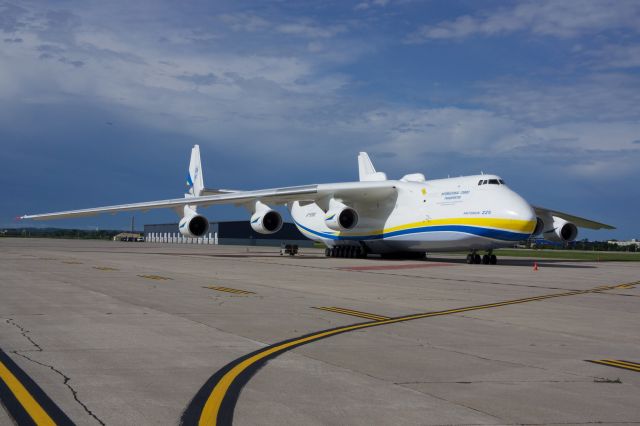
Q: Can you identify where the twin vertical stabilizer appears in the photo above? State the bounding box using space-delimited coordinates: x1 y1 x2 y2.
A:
187 145 205 197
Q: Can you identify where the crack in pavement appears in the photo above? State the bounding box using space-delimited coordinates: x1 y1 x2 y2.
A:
5 317 106 426
6 318 43 351
282 349 506 423
397 381 506 422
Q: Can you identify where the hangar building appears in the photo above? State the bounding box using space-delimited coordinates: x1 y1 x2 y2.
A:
144 221 313 247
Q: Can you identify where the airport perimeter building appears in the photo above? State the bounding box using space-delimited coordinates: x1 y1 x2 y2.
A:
144 221 313 247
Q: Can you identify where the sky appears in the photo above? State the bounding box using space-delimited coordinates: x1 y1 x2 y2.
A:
1 0 639 240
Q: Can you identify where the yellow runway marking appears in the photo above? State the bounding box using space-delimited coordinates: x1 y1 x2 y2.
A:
61 261 82 265
188 280 638 426
138 274 172 280
93 266 119 271
204 286 254 295
0 349 73 425
0 360 56 425
588 359 640 372
314 306 390 321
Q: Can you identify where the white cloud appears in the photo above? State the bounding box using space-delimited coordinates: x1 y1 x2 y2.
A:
334 106 640 179
219 13 270 32
1 1 638 183
276 22 346 39
407 0 640 42
219 13 346 39
584 43 640 70
475 73 640 124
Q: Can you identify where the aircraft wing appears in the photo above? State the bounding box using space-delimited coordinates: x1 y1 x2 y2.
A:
533 206 615 230
20 181 397 221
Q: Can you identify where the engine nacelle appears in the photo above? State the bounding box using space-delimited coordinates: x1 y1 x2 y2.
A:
250 204 283 234
325 201 358 231
179 214 209 238
543 216 578 242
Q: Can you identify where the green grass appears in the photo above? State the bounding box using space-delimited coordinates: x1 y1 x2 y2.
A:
495 249 640 262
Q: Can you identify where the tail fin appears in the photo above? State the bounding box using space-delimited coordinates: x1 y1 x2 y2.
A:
186 145 205 197
358 152 387 181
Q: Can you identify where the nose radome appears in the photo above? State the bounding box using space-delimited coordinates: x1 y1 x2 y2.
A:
502 192 536 233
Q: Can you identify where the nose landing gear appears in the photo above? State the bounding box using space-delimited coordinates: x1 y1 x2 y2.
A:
467 250 497 265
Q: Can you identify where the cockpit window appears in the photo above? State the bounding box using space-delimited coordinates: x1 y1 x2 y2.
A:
479 179 504 185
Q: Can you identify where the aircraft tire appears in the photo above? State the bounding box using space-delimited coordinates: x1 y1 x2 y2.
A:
466 254 473 264
482 254 490 264
325 248 330 257
474 254 481 264
490 254 497 265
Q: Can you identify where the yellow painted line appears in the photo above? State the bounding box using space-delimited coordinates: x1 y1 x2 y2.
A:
0 360 56 426
315 307 390 321
321 307 390 321
93 266 119 271
588 359 640 372
138 274 172 280
204 286 254 295
613 360 640 368
316 307 387 321
61 261 82 265
602 360 640 371
197 281 638 425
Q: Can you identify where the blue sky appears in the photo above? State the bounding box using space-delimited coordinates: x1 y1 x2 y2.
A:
1 0 639 239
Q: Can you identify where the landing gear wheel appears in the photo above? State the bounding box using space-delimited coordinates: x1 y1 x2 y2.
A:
474 254 481 264
490 254 497 265
325 248 330 257
466 254 473 264
482 254 490 265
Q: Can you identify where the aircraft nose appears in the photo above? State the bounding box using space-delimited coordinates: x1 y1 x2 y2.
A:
502 192 536 234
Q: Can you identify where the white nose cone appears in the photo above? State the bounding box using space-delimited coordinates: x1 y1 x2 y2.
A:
501 190 537 235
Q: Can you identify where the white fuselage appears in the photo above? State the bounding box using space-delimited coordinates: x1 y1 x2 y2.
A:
290 174 536 253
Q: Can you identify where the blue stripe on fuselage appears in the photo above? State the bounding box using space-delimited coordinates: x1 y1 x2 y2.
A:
293 220 529 242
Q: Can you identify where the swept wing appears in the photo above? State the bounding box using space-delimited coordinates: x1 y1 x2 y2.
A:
20 182 397 221
533 206 615 230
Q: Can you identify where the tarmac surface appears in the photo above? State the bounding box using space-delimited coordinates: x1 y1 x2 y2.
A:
1 238 639 426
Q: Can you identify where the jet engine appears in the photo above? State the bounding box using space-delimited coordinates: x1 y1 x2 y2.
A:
542 216 578 242
325 200 358 231
179 213 209 238
250 203 283 234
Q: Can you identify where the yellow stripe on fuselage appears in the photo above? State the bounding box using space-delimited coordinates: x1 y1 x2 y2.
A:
337 217 536 237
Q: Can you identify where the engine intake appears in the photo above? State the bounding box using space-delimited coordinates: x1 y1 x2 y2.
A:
325 201 358 231
543 217 578 242
250 205 283 234
179 214 209 238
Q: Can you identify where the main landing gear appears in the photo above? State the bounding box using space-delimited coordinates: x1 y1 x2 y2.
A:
466 250 497 265
325 245 367 258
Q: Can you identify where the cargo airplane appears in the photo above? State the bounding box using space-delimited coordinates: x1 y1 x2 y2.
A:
21 145 614 264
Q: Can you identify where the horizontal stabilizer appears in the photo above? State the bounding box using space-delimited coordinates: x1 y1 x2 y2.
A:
358 152 387 182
